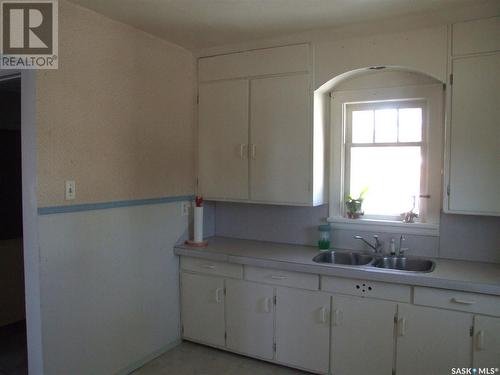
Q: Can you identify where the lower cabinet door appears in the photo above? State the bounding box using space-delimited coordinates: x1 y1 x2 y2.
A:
225 279 275 359
180 272 225 347
331 295 396 375
396 304 472 375
275 287 330 373
473 315 500 368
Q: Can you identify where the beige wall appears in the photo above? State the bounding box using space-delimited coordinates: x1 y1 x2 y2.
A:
314 25 448 88
37 0 195 207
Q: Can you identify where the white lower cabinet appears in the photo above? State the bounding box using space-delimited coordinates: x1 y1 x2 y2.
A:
180 272 225 347
225 279 275 359
180 258 500 375
473 315 500 368
396 304 473 375
331 295 396 375
275 287 330 373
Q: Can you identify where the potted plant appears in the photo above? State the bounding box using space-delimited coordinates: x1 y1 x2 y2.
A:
345 188 368 219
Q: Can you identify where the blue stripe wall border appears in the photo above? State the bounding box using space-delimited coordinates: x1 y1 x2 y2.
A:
37 195 195 215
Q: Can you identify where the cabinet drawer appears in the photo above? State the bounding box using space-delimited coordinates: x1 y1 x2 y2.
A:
321 276 411 303
414 287 500 316
245 266 319 291
181 257 243 279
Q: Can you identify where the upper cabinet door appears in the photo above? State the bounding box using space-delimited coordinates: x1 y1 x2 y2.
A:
447 53 500 215
198 80 249 200
250 74 311 204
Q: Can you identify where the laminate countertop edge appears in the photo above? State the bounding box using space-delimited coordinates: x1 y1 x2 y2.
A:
174 237 500 296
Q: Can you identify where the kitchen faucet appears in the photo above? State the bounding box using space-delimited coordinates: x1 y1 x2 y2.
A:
398 235 406 257
354 235 382 254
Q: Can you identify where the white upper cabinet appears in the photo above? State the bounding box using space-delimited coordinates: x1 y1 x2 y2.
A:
198 80 249 200
197 44 326 206
445 17 500 215
198 44 310 82
250 74 311 204
452 17 500 56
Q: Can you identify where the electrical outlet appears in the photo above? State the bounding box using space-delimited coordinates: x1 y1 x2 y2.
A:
65 180 76 200
181 201 190 216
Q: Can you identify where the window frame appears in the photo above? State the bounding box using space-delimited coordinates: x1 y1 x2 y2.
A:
328 84 444 236
345 100 427 221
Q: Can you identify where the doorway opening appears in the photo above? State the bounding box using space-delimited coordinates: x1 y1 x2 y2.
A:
0 74 28 375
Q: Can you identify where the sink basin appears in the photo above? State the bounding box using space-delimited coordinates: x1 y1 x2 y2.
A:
313 251 374 266
372 257 435 272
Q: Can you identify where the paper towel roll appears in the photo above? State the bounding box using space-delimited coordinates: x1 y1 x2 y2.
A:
194 206 203 243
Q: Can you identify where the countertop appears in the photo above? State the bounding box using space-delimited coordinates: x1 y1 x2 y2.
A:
174 236 500 296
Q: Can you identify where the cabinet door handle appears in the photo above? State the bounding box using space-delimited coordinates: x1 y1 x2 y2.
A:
200 264 216 270
263 297 272 313
397 318 406 336
476 330 485 351
332 309 342 326
451 298 476 305
270 275 288 280
318 306 327 323
251 144 256 160
239 144 246 159
214 288 223 303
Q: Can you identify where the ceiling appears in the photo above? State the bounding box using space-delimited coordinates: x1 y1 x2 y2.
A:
68 0 485 50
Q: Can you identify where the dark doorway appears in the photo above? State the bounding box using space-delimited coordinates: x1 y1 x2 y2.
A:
0 75 28 375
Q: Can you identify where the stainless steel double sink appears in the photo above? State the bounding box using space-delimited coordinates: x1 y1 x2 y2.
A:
313 250 435 273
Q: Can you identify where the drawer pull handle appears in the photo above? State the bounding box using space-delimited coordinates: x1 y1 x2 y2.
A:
200 264 216 270
332 309 342 326
476 330 485 351
397 318 406 337
451 298 476 305
214 288 223 303
270 275 288 280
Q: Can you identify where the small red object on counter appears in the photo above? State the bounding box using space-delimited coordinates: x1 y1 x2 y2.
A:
195 196 203 207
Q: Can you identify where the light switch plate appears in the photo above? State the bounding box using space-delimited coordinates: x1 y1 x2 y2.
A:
65 180 76 200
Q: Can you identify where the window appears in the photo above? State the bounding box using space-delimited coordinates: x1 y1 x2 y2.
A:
346 101 425 219
329 84 444 236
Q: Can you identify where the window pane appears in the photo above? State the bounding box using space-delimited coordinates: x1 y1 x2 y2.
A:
352 110 374 143
374 109 397 143
350 146 421 216
399 108 422 142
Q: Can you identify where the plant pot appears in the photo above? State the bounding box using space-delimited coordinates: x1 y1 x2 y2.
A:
346 211 364 219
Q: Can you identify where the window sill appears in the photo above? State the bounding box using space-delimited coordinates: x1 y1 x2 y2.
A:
326 217 439 237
